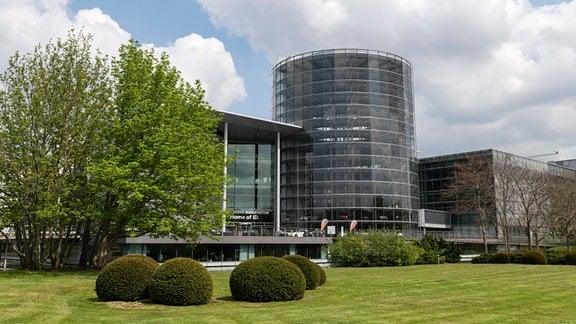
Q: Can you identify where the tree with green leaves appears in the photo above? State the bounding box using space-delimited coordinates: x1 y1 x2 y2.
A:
83 40 227 268
415 234 461 264
0 30 112 270
1 32 227 269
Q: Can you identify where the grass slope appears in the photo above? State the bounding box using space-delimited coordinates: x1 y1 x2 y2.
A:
1 264 575 323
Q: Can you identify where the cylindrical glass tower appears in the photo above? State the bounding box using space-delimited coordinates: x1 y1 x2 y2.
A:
273 49 418 232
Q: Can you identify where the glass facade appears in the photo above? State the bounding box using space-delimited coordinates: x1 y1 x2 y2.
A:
418 149 576 228
273 49 419 231
226 143 274 225
418 150 494 226
552 159 576 170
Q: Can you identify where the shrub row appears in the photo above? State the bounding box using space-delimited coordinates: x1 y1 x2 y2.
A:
544 247 576 265
96 255 212 306
471 248 576 265
471 251 548 265
96 254 327 305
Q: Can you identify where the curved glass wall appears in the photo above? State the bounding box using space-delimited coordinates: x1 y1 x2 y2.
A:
273 49 419 232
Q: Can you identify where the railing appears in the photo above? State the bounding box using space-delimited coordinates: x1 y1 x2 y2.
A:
401 229 566 247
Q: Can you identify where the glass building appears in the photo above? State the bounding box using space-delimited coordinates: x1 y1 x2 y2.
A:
217 111 303 235
418 149 576 242
272 49 419 232
552 159 576 170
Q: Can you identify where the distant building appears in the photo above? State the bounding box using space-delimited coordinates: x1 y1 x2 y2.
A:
419 149 576 249
551 159 576 170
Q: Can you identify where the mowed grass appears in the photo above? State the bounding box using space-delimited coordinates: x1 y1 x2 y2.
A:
1 263 576 323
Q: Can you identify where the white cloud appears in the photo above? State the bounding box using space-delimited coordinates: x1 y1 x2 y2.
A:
157 34 247 109
0 0 129 72
0 0 70 68
198 0 576 160
0 0 246 110
73 8 131 56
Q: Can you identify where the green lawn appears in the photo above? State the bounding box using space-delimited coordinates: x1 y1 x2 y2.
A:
1 264 575 323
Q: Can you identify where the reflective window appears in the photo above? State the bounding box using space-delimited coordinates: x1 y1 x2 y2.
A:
226 144 274 223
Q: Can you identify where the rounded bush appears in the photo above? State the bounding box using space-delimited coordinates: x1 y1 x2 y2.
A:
565 251 576 265
315 263 327 286
282 255 320 290
471 254 491 264
521 251 547 265
490 252 510 264
95 254 159 301
229 256 306 302
148 257 213 306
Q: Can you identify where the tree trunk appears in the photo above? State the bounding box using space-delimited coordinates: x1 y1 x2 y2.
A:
502 226 510 254
77 219 93 268
527 228 533 251
481 224 488 253
85 220 122 269
91 231 115 268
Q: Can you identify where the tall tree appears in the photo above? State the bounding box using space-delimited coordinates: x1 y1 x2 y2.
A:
532 172 554 250
510 166 551 251
548 176 576 251
445 155 495 253
0 31 112 270
83 40 227 267
492 153 516 253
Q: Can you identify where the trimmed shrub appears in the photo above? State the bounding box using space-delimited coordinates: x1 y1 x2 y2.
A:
471 254 491 264
509 252 524 264
545 247 567 265
315 263 327 286
491 252 510 264
565 251 576 265
95 254 159 301
229 256 306 302
283 255 320 290
148 257 213 306
521 251 547 265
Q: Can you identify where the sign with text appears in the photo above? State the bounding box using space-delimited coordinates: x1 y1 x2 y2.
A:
229 209 273 223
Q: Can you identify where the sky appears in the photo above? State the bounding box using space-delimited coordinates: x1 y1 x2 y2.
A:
1 0 575 160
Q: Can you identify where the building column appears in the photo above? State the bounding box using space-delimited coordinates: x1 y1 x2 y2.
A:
275 131 281 233
222 122 228 232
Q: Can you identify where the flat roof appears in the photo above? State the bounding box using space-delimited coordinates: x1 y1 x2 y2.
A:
217 110 304 143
